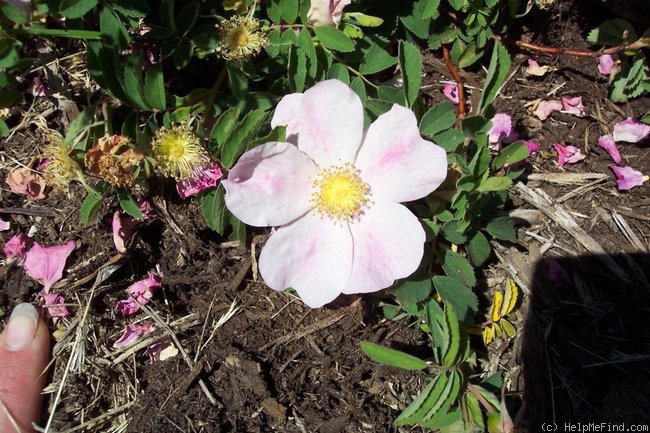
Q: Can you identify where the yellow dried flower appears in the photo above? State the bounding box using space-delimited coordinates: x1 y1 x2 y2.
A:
217 16 267 62
41 131 84 191
151 124 209 179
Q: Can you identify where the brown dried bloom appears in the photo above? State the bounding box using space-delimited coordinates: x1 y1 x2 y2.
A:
217 16 267 62
85 135 144 188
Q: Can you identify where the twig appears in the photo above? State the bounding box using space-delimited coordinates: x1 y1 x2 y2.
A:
442 44 466 119
259 310 347 352
0 207 60 217
495 35 640 58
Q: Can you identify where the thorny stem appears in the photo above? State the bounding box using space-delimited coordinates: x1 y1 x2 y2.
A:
442 44 466 119
494 35 642 58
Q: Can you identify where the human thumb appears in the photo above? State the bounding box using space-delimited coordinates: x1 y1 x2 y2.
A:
0 303 50 433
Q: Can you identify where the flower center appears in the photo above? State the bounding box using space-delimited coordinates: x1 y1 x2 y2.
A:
165 136 186 159
228 25 249 48
311 163 371 222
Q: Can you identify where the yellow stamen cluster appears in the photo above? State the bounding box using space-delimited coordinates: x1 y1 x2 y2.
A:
151 125 209 179
41 131 84 191
217 16 267 62
311 163 371 222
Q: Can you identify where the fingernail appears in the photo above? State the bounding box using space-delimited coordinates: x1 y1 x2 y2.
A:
4 303 39 351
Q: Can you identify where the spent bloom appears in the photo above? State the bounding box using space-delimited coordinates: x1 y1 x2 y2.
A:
612 117 650 143
151 124 209 179
41 130 85 191
597 135 621 164
608 165 648 191
223 79 447 308
23 240 75 293
217 16 267 62
553 143 585 167
85 135 144 188
308 0 351 26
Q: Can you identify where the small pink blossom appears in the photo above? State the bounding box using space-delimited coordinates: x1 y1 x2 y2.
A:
3 233 33 260
442 82 459 104
176 163 223 199
115 270 163 316
113 323 156 348
525 58 552 77
597 135 621 164
0 218 9 231
40 292 69 323
223 79 447 308
23 240 75 292
553 143 585 167
5 167 47 200
524 140 541 156
112 200 156 253
561 96 585 117
307 0 351 26
608 165 647 191
598 55 615 75
533 100 563 120
612 117 650 143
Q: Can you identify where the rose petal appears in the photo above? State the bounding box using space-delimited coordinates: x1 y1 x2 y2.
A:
0 218 9 231
597 135 622 164
488 113 513 144
223 141 317 227
3 233 32 260
355 104 448 203
307 0 351 26
525 58 551 77
608 164 647 191
258 212 353 308
113 323 156 348
442 82 459 104
533 100 563 121
176 163 223 199
613 117 650 143
598 55 615 75
116 270 163 316
553 144 585 167
343 200 425 294
5 167 47 200
524 140 541 156
271 79 364 166
23 240 75 292
41 292 69 323
561 96 585 117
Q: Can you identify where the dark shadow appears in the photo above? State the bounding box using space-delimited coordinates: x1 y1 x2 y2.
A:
522 252 650 431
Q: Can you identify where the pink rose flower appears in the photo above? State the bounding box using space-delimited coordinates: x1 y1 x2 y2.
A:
115 270 163 316
553 143 585 167
223 79 447 308
613 117 650 143
608 165 647 191
307 0 351 26
597 135 621 165
23 240 75 292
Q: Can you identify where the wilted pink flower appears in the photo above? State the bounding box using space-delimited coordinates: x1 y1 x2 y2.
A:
223 79 447 308
23 240 75 292
533 100 563 120
113 323 156 348
524 140 541 156
112 200 156 253
597 135 621 164
525 58 552 77
561 96 585 117
598 55 615 75
442 82 459 104
40 292 69 323
608 164 647 191
3 233 33 260
553 143 585 167
176 163 223 199
612 117 650 143
5 167 47 200
115 270 163 315
0 218 9 231
307 0 351 26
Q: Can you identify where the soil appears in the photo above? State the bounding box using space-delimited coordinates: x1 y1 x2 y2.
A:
1 0 649 432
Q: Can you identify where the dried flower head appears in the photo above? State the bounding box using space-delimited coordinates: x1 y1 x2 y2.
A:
41 131 84 191
85 135 143 188
151 125 209 179
217 16 267 62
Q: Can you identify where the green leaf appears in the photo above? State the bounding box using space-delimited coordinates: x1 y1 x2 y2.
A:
440 249 476 288
441 304 461 367
122 54 150 110
60 0 98 18
64 105 96 146
280 0 299 23
478 41 510 113
86 44 130 102
349 77 367 101
416 0 441 19
377 85 405 105
420 100 456 136
360 341 428 371
359 43 397 75
586 19 637 46
426 300 446 363
298 28 318 78
80 183 109 225
220 110 268 168
421 370 463 427
400 15 430 40
117 189 143 220
144 64 166 110
396 370 453 426
176 2 199 36
399 41 422 108
491 141 529 169
345 12 384 27
466 231 491 267
100 6 130 48
431 128 465 152
173 40 193 69
485 217 516 242
288 45 307 92
477 176 512 192
389 278 432 307
210 107 240 149
266 0 282 24
0 2 28 24
201 185 227 234
110 0 149 18
313 26 355 53
0 118 8 137
432 276 478 324
327 63 350 83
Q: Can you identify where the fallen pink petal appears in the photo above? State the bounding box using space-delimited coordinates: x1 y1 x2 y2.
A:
612 117 650 143
223 79 447 308
3 233 33 260
608 164 648 191
113 323 156 348
5 167 47 200
115 270 163 316
525 58 552 77
147 339 178 363
0 217 9 231
40 292 70 323
442 82 459 104
524 140 541 156
307 0 351 26
553 143 585 167
561 96 585 117
112 200 156 253
597 135 621 164
533 100 563 120
488 113 513 145
23 240 75 292
598 55 615 75
176 163 223 199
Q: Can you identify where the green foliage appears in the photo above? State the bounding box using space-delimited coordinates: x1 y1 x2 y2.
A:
360 342 429 371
